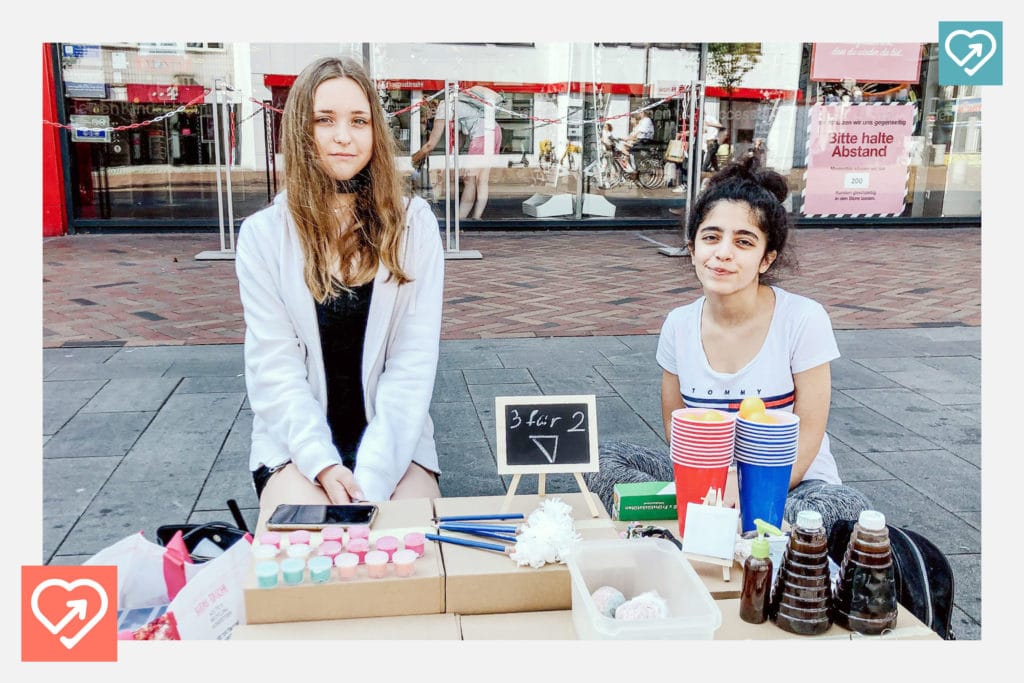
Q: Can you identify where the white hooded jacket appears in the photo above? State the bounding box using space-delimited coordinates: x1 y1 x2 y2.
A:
235 193 444 502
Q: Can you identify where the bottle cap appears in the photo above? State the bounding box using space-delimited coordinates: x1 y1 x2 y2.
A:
754 519 783 537
796 510 823 530
858 510 886 531
751 535 770 559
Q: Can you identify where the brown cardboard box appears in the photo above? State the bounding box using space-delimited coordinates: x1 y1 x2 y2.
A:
433 494 619 615
242 498 444 624
231 613 461 640
712 599 940 640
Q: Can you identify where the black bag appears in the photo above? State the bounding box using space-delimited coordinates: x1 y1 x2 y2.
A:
156 499 251 564
156 521 249 563
827 520 956 640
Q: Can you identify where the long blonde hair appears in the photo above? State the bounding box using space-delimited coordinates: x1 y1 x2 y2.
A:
280 56 409 302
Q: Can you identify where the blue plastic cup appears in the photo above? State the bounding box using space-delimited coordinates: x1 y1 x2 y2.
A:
737 459 793 533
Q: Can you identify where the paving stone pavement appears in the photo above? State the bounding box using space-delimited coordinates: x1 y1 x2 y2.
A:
43 228 980 347
39 226 983 639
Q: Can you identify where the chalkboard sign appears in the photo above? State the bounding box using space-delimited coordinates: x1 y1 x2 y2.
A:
495 395 599 475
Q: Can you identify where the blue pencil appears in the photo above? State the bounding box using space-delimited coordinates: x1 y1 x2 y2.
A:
425 533 509 554
439 526 518 543
433 513 525 523
437 522 519 534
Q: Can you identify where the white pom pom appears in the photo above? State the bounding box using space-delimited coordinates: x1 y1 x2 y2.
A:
614 590 670 620
509 497 582 568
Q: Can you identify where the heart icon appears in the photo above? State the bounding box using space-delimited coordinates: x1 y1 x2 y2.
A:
944 30 997 77
30 578 109 650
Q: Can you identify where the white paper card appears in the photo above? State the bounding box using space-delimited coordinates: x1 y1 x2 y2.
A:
656 482 675 495
681 503 740 559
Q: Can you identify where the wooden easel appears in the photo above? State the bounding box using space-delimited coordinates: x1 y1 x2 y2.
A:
500 472 600 518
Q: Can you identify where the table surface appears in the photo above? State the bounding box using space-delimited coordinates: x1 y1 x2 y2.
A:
232 494 940 641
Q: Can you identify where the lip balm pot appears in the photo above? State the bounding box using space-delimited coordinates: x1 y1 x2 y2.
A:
347 538 370 563
393 549 417 578
334 552 359 579
308 556 332 583
365 550 389 578
375 535 399 562
281 558 305 585
255 561 279 588
403 532 426 557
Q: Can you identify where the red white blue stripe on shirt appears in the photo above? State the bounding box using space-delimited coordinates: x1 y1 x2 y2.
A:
681 390 795 413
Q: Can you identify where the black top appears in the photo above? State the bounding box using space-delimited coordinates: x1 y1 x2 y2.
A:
315 279 373 470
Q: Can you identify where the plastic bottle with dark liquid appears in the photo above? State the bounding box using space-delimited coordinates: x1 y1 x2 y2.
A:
770 510 832 635
832 509 898 635
739 524 773 624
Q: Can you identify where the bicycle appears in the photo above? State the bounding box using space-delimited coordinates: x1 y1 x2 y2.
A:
594 137 664 190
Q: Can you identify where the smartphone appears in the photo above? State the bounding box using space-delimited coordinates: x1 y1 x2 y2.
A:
266 503 379 531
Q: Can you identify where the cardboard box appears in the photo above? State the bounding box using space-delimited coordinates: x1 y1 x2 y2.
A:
612 481 677 520
242 498 444 624
433 493 619 615
231 613 461 640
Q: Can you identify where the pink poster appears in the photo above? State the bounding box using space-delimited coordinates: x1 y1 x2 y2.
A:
802 103 916 217
811 43 922 83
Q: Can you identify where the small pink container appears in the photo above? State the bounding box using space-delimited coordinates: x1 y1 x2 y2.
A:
347 524 370 541
321 526 345 545
375 535 399 562
392 549 417 578
334 552 359 579
364 550 389 579
347 537 370 563
403 532 426 557
317 540 343 560
258 531 281 549
288 529 311 546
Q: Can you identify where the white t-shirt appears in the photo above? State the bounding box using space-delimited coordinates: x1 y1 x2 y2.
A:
656 286 842 484
633 116 655 141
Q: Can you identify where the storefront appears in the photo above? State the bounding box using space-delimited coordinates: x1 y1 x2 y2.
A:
44 41 982 235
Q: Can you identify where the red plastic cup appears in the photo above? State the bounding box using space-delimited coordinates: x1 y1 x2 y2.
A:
672 459 730 538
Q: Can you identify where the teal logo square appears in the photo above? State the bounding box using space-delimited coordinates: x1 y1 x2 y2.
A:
939 22 1002 85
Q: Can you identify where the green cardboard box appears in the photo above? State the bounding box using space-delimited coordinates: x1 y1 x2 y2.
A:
612 481 678 521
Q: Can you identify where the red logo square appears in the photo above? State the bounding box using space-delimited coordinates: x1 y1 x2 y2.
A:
22 565 118 662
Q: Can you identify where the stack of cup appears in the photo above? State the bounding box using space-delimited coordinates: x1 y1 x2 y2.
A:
734 410 799 533
669 408 736 539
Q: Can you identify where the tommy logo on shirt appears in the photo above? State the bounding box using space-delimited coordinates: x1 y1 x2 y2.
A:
682 389 794 413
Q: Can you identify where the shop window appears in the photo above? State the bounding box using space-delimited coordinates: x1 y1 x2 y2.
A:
382 89 413 154
496 92 533 155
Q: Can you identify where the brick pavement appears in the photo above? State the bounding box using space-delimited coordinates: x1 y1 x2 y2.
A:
42 227 980 348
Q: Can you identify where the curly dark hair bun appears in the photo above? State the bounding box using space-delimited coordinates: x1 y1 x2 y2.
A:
707 155 789 204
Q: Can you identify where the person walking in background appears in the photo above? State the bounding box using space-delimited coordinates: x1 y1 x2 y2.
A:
412 85 502 220
747 137 767 169
236 56 445 530
715 131 733 168
702 124 722 172
585 156 871 536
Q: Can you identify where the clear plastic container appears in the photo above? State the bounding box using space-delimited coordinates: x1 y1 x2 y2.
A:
564 538 722 640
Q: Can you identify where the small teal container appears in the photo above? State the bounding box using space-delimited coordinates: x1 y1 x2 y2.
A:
255 561 279 589
281 557 305 585
308 555 332 583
